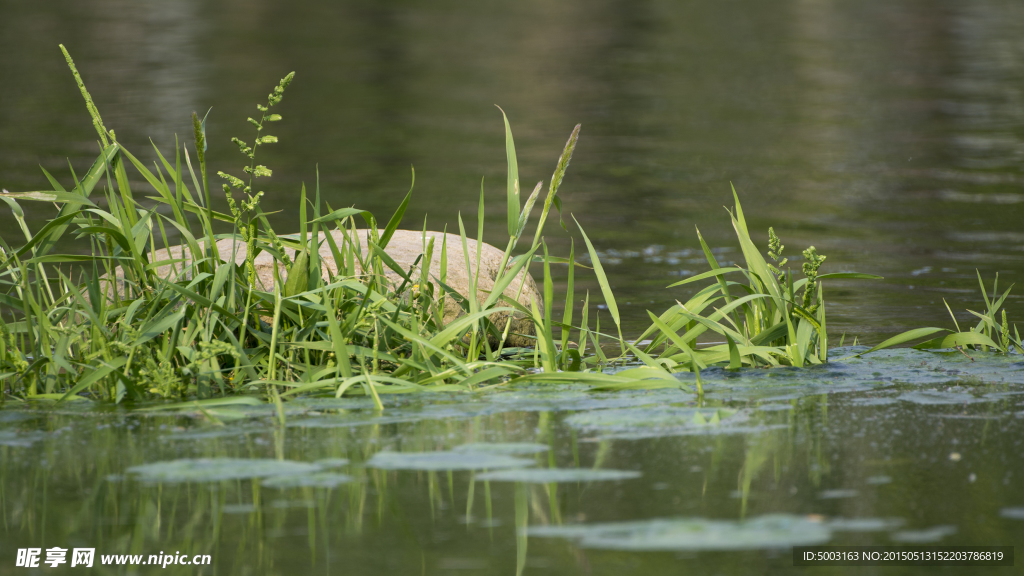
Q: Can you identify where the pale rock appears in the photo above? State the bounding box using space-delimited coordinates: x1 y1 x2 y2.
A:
113 229 541 347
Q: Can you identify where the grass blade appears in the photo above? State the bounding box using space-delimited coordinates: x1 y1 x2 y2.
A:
573 216 621 345
496 106 520 237
379 166 414 249
849 327 948 357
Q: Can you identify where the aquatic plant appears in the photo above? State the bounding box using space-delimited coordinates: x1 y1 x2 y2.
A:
641 192 880 369
0 47 585 405
853 273 1023 358
512 191 884 392
0 49 1018 408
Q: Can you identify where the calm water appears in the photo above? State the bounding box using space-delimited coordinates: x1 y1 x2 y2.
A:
2 349 1024 574
1 1 1023 573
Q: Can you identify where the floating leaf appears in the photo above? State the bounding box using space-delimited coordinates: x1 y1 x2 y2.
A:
127 458 320 483
898 390 988 405
0 430 48 447
826 517 903 531
528 514 832 550
818 489 859 499
261 472 354 489
476 468 640 483
999 508 1024 520
314 458 351 468
452 443 550 455
365 451 535 471
891 525 957 543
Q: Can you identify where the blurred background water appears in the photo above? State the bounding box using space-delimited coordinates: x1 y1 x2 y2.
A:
2 0 1023 341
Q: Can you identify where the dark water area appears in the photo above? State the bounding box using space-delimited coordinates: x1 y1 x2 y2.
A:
2 349 1024 574
2 1 1024 574
1 0 1023 341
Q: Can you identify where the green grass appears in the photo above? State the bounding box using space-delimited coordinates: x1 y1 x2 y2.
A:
846 272 1024 359
0 48 1020 408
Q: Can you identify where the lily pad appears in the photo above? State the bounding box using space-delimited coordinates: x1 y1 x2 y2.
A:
528 514 832 550
564 406 759 439
270 499 315 509
0 412 39 424
484 388 674 413
899 391 987 405
163 427 264 441
999 507 1024 520
127 458 321 483
983 391 1024 400
475 468 641 483
221 504 257 514
365 451 535 471
891 525 957 543
850 397 898 406
818 489 859 499
288 406 474 428
313 458 350 468
452 442 549 455
839 348 1024 388
756 404 795 412
0 430 47 447
826 517 903 531
261 472 354 488
288 397 379 411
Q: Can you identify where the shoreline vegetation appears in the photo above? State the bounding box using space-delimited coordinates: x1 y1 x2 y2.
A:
0 49 1021 409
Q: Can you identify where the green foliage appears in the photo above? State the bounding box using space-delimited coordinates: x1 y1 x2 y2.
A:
641 192 881 371
1 49 1014 409
216 72 295 289
859 273 1022 357
766 227 786 277
497 106 520 238
0 49 596 406
801 246 826 311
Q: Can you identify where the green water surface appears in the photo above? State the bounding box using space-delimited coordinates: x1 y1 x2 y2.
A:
2 349 1024 574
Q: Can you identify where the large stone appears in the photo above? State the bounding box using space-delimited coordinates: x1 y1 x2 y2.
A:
116 229 541 347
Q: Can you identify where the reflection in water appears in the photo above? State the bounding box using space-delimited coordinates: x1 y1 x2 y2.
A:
3 349 1024 573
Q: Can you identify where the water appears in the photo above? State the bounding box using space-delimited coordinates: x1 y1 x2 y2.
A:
2 349 1024 574
2 1 1024 573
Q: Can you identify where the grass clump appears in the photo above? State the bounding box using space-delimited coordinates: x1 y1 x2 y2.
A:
0 49 1019 408
0 48 583 406
511 189 885 393
853 273 1023 358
